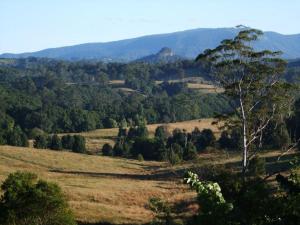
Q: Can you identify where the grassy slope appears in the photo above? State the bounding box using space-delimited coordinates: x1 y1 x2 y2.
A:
1 145 298 224
1 117 299 224
0 146 195 224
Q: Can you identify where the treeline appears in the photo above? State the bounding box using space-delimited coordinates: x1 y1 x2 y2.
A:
102 125 214 164
102 107 299 164
34 134 86 153
0 57 209 82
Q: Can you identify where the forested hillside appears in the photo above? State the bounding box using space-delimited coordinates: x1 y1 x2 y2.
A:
0 57 231 145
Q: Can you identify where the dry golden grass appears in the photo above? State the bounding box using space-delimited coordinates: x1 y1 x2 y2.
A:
0 145 298 224
146 118 220 135
109 80 125 85
187 83 224 93
116 87 137 93
0 146 195 224
110 79 223 94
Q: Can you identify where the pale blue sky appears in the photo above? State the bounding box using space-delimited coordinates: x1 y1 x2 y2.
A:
1 0 300 54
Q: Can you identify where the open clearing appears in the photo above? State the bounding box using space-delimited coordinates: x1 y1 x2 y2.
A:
109 79 223 94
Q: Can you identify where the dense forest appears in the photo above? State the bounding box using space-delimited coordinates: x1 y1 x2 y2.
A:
0 58 230 144
0 56 299 147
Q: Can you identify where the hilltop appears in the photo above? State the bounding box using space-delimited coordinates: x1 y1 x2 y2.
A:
1 27 300 61
136 47 183 63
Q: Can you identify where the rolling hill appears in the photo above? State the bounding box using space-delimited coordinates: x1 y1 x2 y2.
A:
1 27 300 61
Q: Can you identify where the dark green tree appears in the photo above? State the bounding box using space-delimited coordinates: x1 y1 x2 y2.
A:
49 134 62 150
72 135 86 153
155 125 170 141
34 134 49 149
196 129 216 151
5 127 29 147
102 143 113 156
183 142 198 160
61 135 75 150
0 172 76 225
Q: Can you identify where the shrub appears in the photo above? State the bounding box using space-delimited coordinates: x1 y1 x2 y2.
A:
155 125 170 141
0 172 76 225
195 129 216 151
127 126 149 140
248 156 266 176
262 122 291 149
48 134 62 150
183 142 198 160
117 127 127 137
34 134 49 149
5 127 29 147
61 135 75 150
168 128 187 148
137 153 144 161
103 118 118 128
72 135 86 153
218 129 242 151
184 171 233 225
113 141 131 157
148 197 172 225
218 131 232 149
166 149 182 165
102 143 113 156
131 138 164 160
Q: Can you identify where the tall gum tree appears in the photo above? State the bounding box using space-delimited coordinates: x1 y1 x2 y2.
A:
196 28 293 173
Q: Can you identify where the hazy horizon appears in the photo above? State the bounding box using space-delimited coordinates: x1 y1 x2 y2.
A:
1 0 300 54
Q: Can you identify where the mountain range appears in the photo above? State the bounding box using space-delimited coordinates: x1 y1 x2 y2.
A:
1 27 300 61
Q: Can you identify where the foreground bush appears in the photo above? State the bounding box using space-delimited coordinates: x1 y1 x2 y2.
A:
185 169 300 225
0 172 76 225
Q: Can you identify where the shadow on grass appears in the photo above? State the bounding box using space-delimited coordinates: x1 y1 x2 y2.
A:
49 168 183 181
78 222 142 225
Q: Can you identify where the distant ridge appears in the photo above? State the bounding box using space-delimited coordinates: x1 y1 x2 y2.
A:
1 27 300 61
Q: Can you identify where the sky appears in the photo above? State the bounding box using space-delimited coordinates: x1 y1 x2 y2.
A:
1 0 300 54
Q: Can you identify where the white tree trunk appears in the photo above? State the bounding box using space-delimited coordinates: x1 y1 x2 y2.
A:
239 83 248 173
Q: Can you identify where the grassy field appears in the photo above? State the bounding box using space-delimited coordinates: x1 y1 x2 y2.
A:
68 118 221 153
2 118 298 224
0 145 298 224
186 83 224 93
0 145 196 224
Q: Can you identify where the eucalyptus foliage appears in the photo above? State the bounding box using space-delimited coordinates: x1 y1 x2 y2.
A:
197 28 293 172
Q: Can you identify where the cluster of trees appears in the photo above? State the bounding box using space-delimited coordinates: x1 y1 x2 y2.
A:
0 113 29 147
102 125 217 164
34 134 86 153
103 119 294 164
